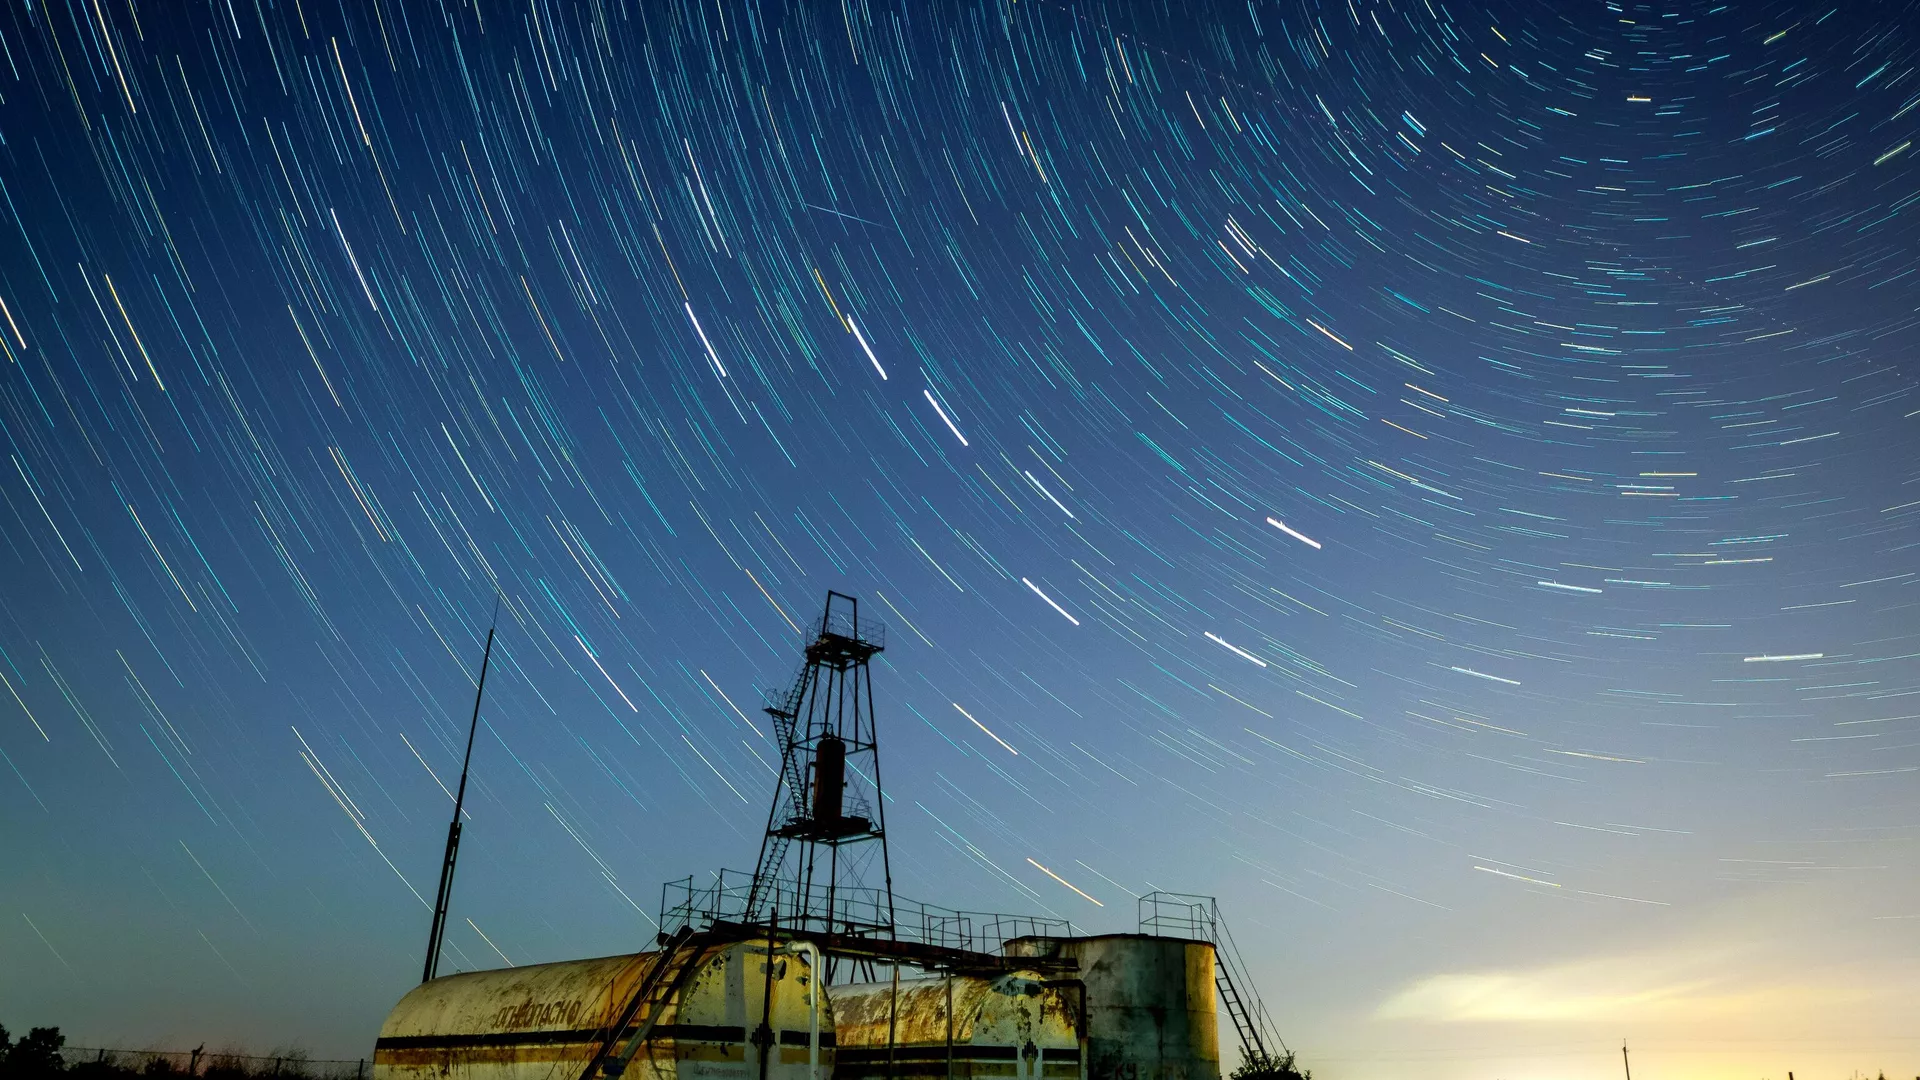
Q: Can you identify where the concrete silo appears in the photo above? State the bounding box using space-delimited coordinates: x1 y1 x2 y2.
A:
1002 936 1219 1080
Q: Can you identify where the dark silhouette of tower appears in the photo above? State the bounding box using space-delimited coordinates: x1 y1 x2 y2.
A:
743 591 895 944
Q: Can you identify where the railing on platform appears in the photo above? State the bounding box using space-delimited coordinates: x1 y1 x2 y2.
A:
658 870 1076 954
1138 891 1289 1069
812 606 884 648
1139 890 1219 940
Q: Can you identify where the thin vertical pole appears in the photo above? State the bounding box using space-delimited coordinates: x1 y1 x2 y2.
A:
865 646 896 935
755 934 778 1080
821 651 838 936
422 605 499 983
1622 1041 1631 1080
886 962 900 1080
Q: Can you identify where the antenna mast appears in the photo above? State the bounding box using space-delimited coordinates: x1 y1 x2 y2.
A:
744 592 894 948
422 605 500 982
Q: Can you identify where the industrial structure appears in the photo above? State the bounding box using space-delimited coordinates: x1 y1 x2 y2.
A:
374 593 1287 1080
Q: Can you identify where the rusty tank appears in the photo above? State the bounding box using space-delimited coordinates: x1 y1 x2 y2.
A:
829 971 1082 1080
1002 936 1218 1080
373 938 831 1080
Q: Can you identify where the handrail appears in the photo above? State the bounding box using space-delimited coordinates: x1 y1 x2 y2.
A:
661 870 1076 954
1136 892 1289 1066
579 926 700 1080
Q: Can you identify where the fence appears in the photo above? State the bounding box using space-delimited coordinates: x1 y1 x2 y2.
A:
658 869 1080 952
58 1048 367 1080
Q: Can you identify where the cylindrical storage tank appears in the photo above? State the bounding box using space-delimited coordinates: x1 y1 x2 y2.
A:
1003 936 1217 1080
811 737 846 824
373 938 832 1080
829 972 1080 1080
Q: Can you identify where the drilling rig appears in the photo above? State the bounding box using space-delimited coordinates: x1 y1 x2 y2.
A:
743 590 896 953
373 590 1294 1080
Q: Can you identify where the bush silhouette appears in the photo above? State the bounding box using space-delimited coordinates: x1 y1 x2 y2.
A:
1231 1050 1311 1080
0 1026 358 1080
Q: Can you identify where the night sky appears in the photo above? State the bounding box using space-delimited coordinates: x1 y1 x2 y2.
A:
1 0 1916 1076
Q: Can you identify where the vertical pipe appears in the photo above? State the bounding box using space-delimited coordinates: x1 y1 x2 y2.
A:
791 941 823 1080
829 840 840 925
820 663 839 936
887 963 900 1080
1043 980 1087 1080
756 937 778 1080
945 975 955 1080
864 652 897 933
1077 982 1089 1080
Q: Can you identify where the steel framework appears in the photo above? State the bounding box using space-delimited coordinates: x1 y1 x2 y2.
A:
743 592 896 942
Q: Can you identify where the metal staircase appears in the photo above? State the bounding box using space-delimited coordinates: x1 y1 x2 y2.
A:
579 926 703 1080
744 662 810 922
1214 939 1278 1071
1138 892 1287 1072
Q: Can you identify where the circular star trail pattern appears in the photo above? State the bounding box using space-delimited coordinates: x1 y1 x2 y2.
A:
0 0 1916 1060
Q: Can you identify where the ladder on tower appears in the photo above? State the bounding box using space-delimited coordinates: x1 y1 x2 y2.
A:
745 661 811 921
579 926 703 1080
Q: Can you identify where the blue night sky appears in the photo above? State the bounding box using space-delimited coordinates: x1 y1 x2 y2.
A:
0 1 1916 1077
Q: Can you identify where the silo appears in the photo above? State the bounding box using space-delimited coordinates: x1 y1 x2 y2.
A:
830 971 1081 1080
1002 936 1217 1080
373 938 830 1080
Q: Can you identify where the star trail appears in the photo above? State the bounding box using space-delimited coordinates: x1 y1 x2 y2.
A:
1 0 1916 1075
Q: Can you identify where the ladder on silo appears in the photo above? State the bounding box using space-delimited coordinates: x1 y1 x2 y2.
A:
1139 892 1287 1073
580 926 702 1080
1211 910 1287 1073
1215 958 1276 1071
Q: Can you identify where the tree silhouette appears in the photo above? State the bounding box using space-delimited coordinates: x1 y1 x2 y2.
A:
2 1025 69 1077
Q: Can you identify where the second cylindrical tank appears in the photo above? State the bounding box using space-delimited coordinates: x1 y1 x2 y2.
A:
1003 935 1218 1080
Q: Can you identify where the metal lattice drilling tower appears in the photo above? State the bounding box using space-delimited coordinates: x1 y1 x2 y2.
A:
744 591 895 941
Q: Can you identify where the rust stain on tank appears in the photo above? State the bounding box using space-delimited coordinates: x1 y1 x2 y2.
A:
830 974 1080 1080
374 940 830 1080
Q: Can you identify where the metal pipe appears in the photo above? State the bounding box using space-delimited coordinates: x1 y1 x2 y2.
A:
865 652 897 933
788 940 823 1080
756 931 778 1080
886 962 900 1080
1041 979 1088 1080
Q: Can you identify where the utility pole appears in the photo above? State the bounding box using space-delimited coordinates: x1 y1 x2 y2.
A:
1622 1040 1632 1080
421 602 500 982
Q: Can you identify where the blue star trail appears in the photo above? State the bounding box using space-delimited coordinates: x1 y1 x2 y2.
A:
0 0 1915 1069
